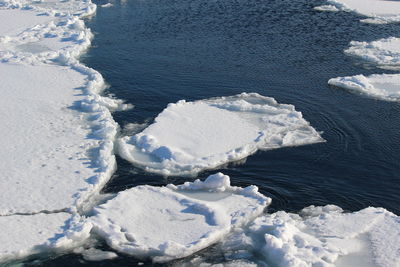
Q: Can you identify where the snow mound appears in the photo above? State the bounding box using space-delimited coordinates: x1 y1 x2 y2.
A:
322 0 400 24
118 93 324 176
220 205 400 267
329 73 400 101
345 37 400 69
0 213 91 263
90 173 271 262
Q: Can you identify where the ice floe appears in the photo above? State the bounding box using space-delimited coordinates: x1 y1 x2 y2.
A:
100 3 112 8
90 173 271 262
329 73 400 101
118 93 324 176
345 37 400 70
316 0 400 24
0 62 121 215
220 205 400 267
0 0 129 263
0 213 91 262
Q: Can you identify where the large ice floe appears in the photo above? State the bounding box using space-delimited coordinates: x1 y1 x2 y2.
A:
90 173 271 262
118 93 324 176
329 73 400 101
220 205 400 267
315 0 400 24
0 0 130 262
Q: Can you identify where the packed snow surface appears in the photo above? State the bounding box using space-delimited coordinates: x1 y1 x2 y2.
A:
90 173 271 262
345 37 400 69
0 63 114 215
319 0 400 23
119 93 324 176
0 0 128 262
0 212 91 262
329 73 400 101
221 205 400 267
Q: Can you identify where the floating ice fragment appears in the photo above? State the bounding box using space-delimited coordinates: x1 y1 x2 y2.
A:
323 0 400 24
100 3 112 8
90 173 271 262
329 73 400 101
313 5 339 12
118 93 324 176
345 37 400 69
220 205 400 267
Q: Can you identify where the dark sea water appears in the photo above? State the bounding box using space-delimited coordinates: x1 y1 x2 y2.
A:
19 0 400 265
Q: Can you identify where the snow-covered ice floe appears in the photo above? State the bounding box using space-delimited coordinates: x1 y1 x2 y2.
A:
329 73 400 101
315 0 400 24
90 173 271 263
345 37 400 70
118 93 324 176
220 205 400 267
0 0 130 262
0 213 91 263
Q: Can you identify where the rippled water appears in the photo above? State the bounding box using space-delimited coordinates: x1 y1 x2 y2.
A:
20 0 400 265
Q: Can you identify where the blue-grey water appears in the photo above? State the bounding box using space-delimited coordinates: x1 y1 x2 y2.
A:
20 0 400 265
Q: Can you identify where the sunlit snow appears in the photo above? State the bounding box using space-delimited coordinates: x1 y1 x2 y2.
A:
119 93 324 176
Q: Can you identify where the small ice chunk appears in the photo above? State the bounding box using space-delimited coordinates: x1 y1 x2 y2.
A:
313 5 339 12
101 3 113 8
345 37 400 69
118 93 324 176
80 248 118 261
329 73 400 101
90 173 271 262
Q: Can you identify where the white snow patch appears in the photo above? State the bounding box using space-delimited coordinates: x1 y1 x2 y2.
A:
324 0 400 24
118 93 324 176
345 37 400 69
0 9 53 36
0 62 118 215
329 73 400 101
220 205 400 267
90 173 271 262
